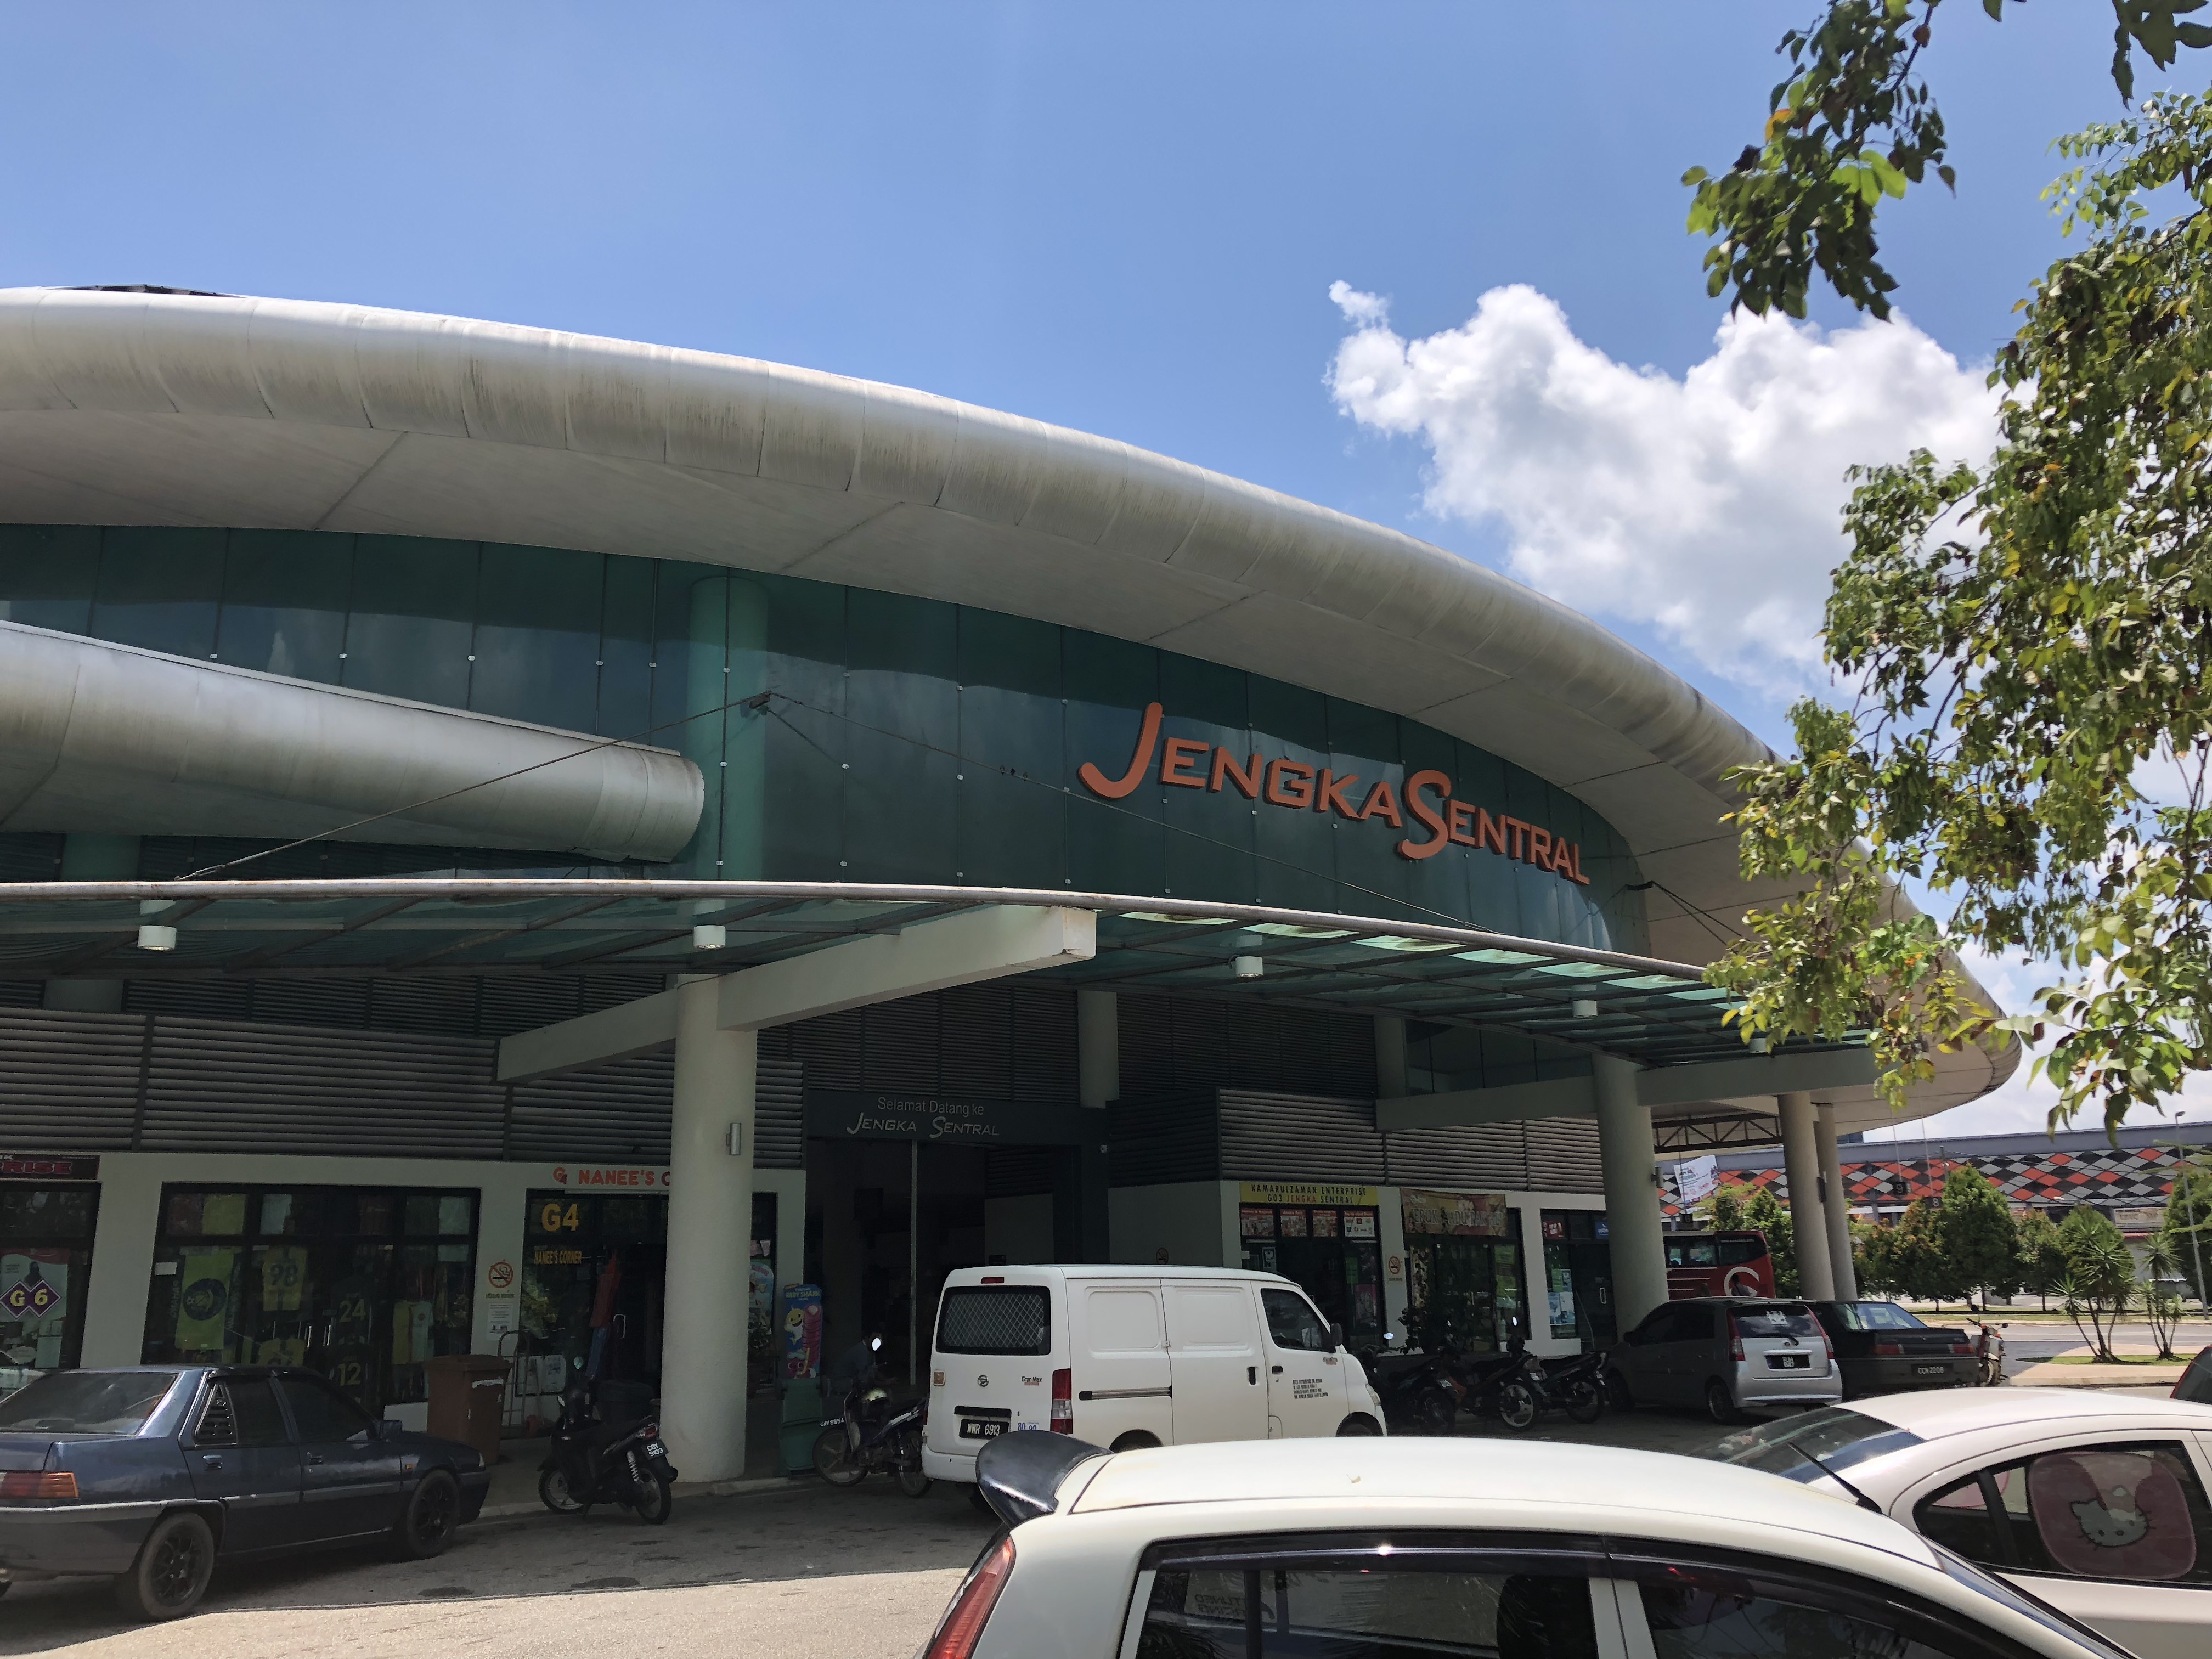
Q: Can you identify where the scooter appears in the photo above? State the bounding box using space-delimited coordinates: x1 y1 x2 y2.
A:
1456 1344 1544 1432
1364 1334 1465 1436
814 1385 932 1497
1528 1348 1607 1424
538 1380 679 1523
1970 1320 2008 1386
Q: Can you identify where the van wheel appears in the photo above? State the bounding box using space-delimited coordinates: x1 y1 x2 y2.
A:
114 1510 215 1621
1705 1379 1745 1425
1335 1414 1381 1436
1109 1431 1160 1452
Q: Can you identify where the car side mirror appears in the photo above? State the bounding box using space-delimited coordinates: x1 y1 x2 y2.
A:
375 1418 402 1440
1327 1322 1345 1352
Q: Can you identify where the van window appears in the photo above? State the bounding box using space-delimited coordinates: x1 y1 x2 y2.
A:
1262 1289 1331 1352
936 1286 1051 1356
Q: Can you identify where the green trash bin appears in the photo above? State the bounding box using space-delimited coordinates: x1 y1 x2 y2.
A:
780 1379 824 1475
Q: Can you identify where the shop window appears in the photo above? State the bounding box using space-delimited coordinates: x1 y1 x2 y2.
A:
522 1189 670 1390
1401 1195 1524 1352
1 1180 100 1393
1238 1203 1383 1344
141 1183 477 1417
1541 1209 1616 1351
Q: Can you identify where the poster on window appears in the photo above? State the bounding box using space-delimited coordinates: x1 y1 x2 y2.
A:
1400 1189 1509 1237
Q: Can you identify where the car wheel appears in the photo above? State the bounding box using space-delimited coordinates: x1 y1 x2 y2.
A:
114 1509 215 1621
392 1469 461 1560
1109 1431 1161 1452
1604 1369 1634 1412
634 1476 675 1524
812 1424 866 1486
1705 1379 1744 1425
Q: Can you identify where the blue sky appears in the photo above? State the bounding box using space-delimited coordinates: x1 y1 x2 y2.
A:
1 4 2180 1137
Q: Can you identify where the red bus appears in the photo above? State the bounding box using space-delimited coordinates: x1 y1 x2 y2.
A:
1664 1230 1776 1299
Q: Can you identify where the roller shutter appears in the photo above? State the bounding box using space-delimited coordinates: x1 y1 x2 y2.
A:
1109 1095 1220 1187
1218 1090 1386 1183
754 1056 803 1170
1525 1118 1605 1193
1384 1124 1531 1190
506 1052 673 1164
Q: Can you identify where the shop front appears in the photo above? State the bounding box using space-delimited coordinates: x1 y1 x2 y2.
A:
1235 1181 1385 1346
1540 1209 1616 1351
1 1153 100 1392
1400 1188 1526 1353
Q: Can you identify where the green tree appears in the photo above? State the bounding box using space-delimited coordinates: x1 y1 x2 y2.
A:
1686 1 2212 321
1933 1166 2021 1304
2160 1158 2212 1301
2014 1207 2071 1307
1702 1180 1799 1295
1889 1196 1968 1307
2057 1206 2136 1359
1849 1214 1893 1296
1708 91 2212 1130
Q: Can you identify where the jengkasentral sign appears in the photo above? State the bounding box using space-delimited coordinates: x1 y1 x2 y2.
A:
804 1091 1100 1148
1080 702 1592 883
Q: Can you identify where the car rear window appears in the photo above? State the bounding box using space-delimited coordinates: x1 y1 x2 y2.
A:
936 1286 1051 1356
0 1370 180 1435
1836 1301 1928 1332
1730 1306 1818 1340
1701 1405 1923 1483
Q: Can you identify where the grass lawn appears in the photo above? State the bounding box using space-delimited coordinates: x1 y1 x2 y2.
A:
2045 1354 2188 1365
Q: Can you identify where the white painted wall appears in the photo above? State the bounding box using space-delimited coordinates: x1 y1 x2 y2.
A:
1108 1181 1235 1267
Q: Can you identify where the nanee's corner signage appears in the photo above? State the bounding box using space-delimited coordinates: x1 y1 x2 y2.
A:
1080 702 1592 884
551 1165 672 1189
806 1091 1101 1147
1401 1187 1511 1238
0 1153 99 1181
1238 1181 1381 1209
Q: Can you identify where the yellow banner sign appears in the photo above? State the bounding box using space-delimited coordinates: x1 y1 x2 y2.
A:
1238 1181 1381 1209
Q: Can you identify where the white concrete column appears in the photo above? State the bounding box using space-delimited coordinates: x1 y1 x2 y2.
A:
1816 1103 1858 1301
1594 1053 1668 1327
1778 1091 1836 1301
1077 989 1119 1109
1374 1016 1407 1099
659 976 757 1484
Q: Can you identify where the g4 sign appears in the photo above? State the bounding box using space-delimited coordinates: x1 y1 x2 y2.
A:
1080 702 1590 884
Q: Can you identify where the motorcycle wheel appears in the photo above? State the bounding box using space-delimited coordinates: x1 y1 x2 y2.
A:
634 1476 674 1525
1417 1389 1457 1437
897 1465 933 1498
812 1424 867 1487
1562 1376 1604 1424
1496 1380 1541 1432
538 1465 586 1514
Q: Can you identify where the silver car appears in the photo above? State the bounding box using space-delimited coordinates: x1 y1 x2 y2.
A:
1605 1296 1842 1423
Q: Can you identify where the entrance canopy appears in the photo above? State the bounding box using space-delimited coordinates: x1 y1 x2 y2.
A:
0 878 1908 1147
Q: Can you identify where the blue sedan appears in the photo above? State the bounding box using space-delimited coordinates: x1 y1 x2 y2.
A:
0 1366 491 1620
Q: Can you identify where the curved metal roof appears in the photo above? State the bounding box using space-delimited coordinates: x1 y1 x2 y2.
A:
0 286 2015 1122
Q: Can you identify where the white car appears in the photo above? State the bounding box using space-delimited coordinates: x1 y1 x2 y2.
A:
918 1430 2129 1659
1705 1386 2212 1659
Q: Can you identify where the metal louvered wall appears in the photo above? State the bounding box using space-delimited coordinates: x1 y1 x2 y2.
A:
1108 1085 1606 1194
0 1005 808 1167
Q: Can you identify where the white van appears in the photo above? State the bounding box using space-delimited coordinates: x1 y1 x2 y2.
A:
921 1265 1386 1486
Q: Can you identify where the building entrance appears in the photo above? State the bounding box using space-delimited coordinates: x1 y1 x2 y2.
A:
1400 1188 1526 1353
1541 1210 1616 1352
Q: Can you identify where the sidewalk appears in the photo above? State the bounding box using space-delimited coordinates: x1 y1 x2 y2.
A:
2009 1345 2190 1390
479 1395 799 1520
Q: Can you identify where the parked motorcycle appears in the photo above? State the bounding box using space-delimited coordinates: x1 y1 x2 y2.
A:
1457 1344 1544 1432
1970 1321 2007 1386
814 1385 932 1496
1363 1334 1465 1436
538 1379 678 1523
1531 1349 1608 1424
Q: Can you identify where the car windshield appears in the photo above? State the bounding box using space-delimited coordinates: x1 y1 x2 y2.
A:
0 1370 180 1435
1730 1306 1818 1340
1700 1405 1923 1483
1835 1301 1928 1331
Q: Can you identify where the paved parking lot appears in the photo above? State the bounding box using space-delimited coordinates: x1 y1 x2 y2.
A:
5 1369 2191 1658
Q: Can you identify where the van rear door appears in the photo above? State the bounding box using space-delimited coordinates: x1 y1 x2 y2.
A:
1163 1281 1268 1444
928 1278 1056 1458
1069 1283 1170 1448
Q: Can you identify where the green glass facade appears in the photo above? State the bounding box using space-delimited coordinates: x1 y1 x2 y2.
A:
0 526 1645 951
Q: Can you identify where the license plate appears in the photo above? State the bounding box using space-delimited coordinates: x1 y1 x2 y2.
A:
1913 1364 1947 1376
644 1441 667 1458
1768 1353 1808 1369
958 1419 1007 1441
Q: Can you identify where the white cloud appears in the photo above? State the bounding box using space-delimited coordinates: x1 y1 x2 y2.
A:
1326 282 2001 692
